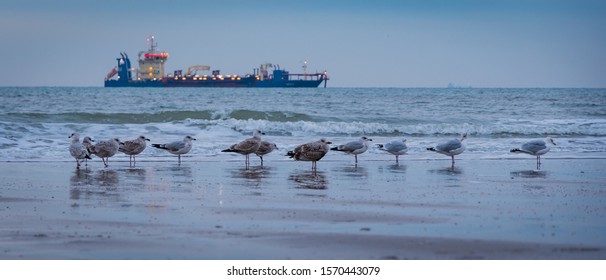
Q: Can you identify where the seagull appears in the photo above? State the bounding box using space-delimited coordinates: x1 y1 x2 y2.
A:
330 136 372 164
89 137 121 167
255 140 278 166
427 133 468 167
152 135 196 164
287 138 332 171
511 137 556 169
68 133 92 169
119 135 150 166
377 139 408 164
82 136 95 166
222 130 264 167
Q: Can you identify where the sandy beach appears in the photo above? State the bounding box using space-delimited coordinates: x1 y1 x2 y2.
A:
1 157 605 260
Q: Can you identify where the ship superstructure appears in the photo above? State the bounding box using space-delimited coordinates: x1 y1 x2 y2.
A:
136 35 168 81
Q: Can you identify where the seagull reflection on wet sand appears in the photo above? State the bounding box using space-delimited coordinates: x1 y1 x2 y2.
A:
510 170 548 179
289 170 328 190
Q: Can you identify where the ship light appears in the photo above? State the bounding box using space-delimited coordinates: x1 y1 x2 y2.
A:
174 77 178 80
237 77 241 80
202 77 207 80
212 77 216 80
182 77 186 80
193 77 197 80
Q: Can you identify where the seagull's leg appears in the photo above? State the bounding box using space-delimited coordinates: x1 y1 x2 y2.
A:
178 155 181 165
260 156 264 167
395 155 399 164
355 154 358 164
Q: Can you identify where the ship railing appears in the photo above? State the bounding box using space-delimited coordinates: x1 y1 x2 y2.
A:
287 73 328 81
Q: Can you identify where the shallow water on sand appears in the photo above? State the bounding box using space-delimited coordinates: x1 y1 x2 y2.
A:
1 158 605 259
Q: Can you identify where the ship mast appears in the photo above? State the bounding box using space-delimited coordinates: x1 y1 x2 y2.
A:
147 35 157 52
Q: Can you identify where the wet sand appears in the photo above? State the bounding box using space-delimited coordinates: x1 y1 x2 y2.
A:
1 157 605 259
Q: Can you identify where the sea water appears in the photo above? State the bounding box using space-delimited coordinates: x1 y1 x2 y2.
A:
1 87 605 161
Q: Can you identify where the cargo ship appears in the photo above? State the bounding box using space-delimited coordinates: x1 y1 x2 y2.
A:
104 36 328 88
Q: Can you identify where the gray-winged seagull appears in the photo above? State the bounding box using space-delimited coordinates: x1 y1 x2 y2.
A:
427 133 468 167
330 136 372 164
377 139 408 164
511 137 556 169
152 135 196 164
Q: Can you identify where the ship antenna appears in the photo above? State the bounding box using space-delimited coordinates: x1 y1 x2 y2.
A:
147 35 157 52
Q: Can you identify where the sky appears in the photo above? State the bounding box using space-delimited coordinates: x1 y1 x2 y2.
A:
0 0 605 87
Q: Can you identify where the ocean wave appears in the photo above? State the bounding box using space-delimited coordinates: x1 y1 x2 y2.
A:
184 118 606 137
3 110 318 124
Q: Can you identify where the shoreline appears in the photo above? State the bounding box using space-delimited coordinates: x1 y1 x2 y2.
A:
1 158 605 259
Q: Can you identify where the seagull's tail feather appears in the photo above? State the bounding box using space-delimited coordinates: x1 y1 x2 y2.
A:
286 151 296 158
510 148 521 153
330 147 339 151
152 144 167 150
221 148 237 153
427 147 437 152
85 154 92 160
376 144 385 149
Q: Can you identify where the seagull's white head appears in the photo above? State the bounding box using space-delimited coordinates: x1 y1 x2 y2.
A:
184 135 196 141
320 138 332 145
139 135 150 142
460 133 468 141
360 136 372 142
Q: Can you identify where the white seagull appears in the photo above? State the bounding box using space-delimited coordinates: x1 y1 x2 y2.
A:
427 133 468 167
330 136 372 164
511 137 556 168
255 140 278 166
119 135 150 166
89 137 121 168
68 133 92 169
377 139 408 164
152 135 196 164
222 130 264 167
287 138 332 171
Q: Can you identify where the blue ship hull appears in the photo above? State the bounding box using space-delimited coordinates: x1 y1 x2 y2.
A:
255 79 324 88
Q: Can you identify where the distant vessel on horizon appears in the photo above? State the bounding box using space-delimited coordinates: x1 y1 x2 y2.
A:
104 36 329 88
447 82 472 89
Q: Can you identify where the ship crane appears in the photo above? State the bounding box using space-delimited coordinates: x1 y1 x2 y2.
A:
187 65 211 76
